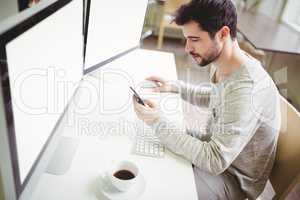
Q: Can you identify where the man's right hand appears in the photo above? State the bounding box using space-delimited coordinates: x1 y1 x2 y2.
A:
146 76 179 93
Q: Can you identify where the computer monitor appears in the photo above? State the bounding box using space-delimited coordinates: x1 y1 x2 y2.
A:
83 0 148 73
0 0 83 199
0 0 150 198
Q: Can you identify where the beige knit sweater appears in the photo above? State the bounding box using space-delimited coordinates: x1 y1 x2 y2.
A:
151 54 281 199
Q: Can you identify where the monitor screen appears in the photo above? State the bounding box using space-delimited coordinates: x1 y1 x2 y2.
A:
0 0 82 194
84 0 148 71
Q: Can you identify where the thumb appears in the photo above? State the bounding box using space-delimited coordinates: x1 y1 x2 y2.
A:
146 76 164 85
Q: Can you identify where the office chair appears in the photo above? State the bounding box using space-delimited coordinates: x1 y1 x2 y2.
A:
269 96 300 199
157 0 189 49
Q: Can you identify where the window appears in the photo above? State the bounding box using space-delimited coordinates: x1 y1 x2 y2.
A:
282 0 300 32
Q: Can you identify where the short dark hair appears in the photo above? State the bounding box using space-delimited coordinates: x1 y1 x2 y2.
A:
174 0 237 39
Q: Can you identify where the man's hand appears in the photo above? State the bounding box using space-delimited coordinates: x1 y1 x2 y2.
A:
132 96 160 126
146 76 179 93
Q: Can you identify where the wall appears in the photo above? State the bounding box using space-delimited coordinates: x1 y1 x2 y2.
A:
0 0 19 21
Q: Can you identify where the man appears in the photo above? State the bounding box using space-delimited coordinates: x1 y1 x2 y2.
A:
133 0 281 199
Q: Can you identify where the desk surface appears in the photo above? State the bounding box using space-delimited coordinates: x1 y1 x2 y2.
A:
31 49 198 200
237 11 300 55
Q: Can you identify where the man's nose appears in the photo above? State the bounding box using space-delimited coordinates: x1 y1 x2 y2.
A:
185 40 193 53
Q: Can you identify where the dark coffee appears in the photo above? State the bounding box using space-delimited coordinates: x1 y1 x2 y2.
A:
113 170 135 180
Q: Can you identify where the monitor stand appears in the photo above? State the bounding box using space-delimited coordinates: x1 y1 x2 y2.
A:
46 136 79 175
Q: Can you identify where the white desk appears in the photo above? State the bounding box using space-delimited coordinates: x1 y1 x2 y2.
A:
31 49 198 200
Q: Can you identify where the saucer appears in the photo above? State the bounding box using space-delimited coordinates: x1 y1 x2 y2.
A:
98 173 146 200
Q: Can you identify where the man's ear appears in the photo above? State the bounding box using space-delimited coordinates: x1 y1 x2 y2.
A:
219 26 230 40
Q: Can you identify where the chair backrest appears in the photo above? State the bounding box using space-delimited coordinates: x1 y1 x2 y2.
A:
269 96 300 199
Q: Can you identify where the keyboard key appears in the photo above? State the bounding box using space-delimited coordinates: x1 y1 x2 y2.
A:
132 136 165 158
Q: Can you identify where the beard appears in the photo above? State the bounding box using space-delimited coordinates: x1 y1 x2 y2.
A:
190 41 222 67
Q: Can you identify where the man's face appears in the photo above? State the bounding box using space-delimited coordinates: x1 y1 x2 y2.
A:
182 21 222 66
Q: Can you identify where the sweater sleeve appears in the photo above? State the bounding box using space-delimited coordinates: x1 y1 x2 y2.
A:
174 80 211 108
151 79 263 175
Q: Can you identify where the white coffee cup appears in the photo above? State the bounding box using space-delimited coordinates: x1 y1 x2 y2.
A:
106 160 139 192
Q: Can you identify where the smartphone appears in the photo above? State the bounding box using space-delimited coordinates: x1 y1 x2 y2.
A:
129 86 145 106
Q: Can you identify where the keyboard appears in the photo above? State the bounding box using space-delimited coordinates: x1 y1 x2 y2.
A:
132 136 165 158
